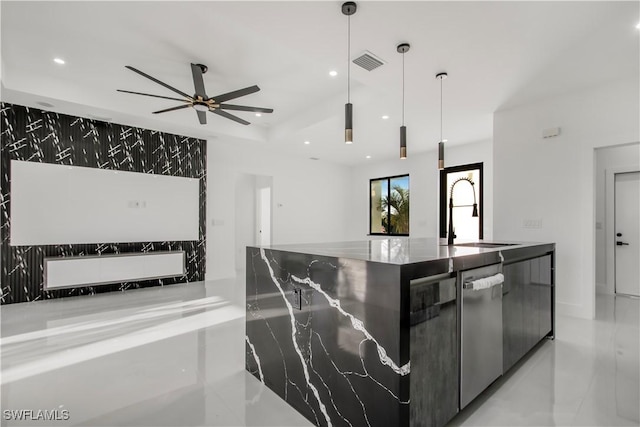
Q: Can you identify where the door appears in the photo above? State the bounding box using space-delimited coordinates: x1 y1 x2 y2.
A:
256 186 271 247
615 172 640 296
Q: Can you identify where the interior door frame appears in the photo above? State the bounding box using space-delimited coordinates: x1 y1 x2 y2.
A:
257 186 272 247
605 166 640 294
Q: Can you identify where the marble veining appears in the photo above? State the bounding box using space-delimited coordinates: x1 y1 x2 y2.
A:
245 335 264 383
258 248 332 426
247 247 409 427
289 272 410 377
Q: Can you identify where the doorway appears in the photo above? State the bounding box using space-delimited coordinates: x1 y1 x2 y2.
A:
595 144 640 297
234 174 272 273
439 163 484 241
256 185 272 247
615 172 639 297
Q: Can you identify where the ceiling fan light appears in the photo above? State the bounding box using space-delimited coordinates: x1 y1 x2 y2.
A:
193 104 209 112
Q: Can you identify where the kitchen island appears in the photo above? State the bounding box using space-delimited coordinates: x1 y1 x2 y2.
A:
246 238 555 427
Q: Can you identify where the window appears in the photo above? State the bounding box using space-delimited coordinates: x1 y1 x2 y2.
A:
370 174 410 236
440 163 483 240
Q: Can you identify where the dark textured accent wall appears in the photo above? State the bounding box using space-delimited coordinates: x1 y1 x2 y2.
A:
0 103 206 304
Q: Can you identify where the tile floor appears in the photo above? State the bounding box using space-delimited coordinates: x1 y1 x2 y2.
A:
1 275 638 426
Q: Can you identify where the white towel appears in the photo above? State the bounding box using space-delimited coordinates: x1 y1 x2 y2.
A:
470 273 504 291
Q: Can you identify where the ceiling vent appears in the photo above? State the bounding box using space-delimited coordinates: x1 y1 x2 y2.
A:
352 51 385 71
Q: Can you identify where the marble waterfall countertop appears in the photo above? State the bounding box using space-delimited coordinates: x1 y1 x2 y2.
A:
245 238 555 427
264 238 554 270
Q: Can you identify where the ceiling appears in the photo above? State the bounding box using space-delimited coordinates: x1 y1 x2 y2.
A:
1 1 638 165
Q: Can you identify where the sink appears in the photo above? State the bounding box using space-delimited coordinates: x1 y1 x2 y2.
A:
453 242 519 248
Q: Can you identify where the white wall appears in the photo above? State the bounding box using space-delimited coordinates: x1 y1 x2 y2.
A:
234 173 257 272
594 143 640 294
347 140 493 241
206 140 352 280
493 77 640 319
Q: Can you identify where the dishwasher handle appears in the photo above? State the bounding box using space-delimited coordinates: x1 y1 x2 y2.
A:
463 273 504 290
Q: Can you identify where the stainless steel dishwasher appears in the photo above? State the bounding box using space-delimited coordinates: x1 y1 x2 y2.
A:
460 263 504 409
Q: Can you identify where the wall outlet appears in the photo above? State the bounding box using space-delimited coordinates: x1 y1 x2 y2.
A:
523 219 542 229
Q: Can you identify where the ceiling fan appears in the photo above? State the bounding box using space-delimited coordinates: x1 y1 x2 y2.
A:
118 63 273 125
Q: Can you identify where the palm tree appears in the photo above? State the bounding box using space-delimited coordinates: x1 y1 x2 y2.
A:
382 185 409 234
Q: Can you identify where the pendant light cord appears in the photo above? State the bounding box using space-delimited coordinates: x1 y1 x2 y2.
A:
440 76 443 142
402 52 405 126
347 15 351 104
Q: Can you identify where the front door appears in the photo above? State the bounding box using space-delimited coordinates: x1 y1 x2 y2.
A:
615 171 640 296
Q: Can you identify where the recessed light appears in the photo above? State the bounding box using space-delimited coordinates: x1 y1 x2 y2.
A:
255 113 262 117
304 141 311 145
442 139 448 142
329 70 338 77
382 115 389 120
636 22 640 29
53 58 65 65
366 155 371 159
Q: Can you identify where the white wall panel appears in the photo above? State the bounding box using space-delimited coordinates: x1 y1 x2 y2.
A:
45 252 185 289
493 77 639 319
10 161 199 245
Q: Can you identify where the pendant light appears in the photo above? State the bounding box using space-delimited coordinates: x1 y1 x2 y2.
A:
397 43 410 159
342 2 357 144
436 72 448 169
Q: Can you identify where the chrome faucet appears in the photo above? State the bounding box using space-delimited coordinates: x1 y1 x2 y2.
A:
448 177 479 245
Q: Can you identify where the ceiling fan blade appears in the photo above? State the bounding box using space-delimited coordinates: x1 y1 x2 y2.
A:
212 85 260 103
218 104 274 113
152 104 192 114
210 109 250 125
196 110 207 125
190 63 208 99
125 66 193 100
117 89 187 102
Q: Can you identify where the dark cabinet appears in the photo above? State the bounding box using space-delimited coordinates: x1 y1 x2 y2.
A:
502 254 553 373
502 262 524 372
409 277 458 427
536 255 553 340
